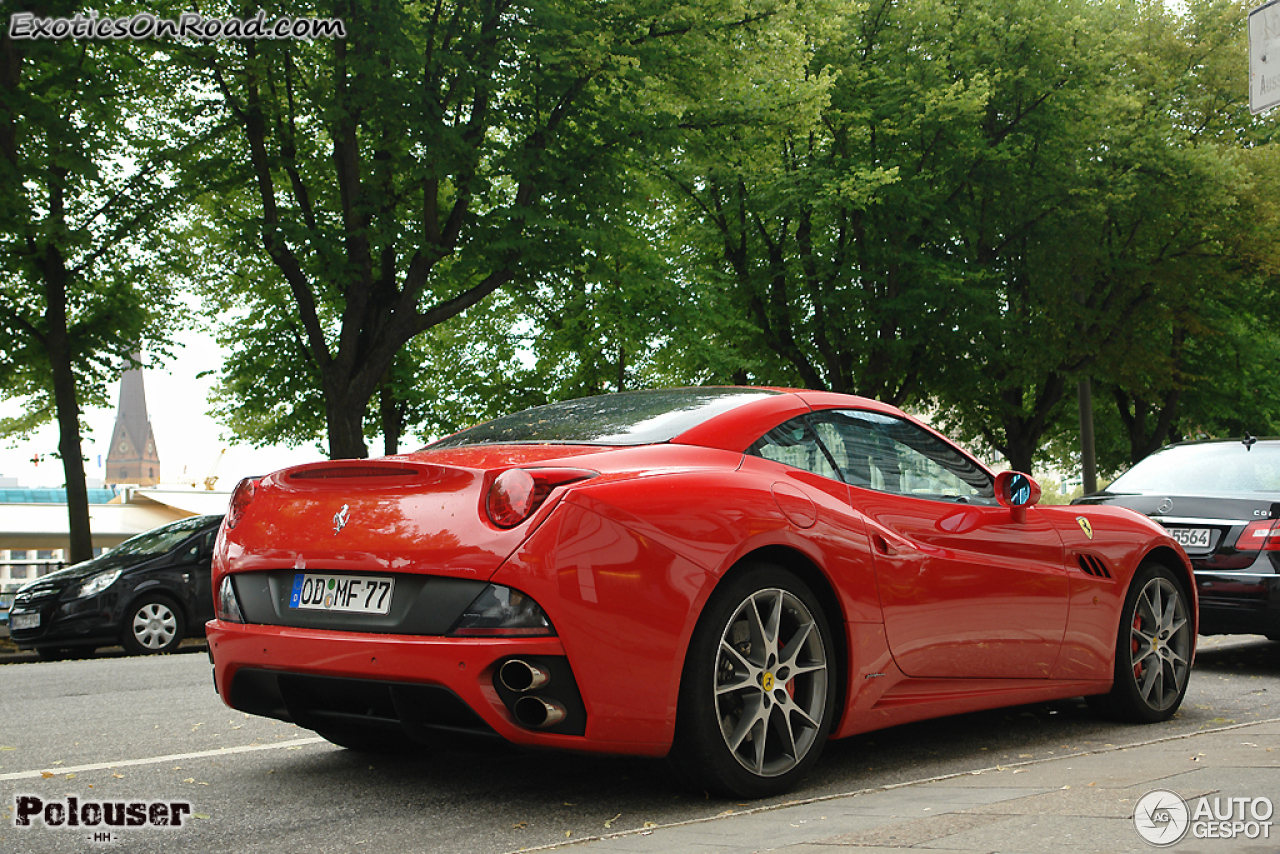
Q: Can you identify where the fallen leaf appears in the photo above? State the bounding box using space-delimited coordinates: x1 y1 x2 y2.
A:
41 772 53 779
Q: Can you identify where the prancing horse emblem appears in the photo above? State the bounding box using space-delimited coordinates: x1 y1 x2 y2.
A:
333 504 350 535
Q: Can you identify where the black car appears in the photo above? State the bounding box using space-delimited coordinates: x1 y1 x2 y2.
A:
1075 438 1280 640
8 514 224 658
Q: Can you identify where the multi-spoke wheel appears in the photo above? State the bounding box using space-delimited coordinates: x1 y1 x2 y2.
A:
671 564 836 798
1088 562 1193 723
121 596 185 655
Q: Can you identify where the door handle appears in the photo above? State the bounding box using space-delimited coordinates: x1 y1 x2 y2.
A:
872 533 897 556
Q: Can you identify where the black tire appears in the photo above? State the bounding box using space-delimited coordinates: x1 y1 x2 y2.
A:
1088 562 1193 723
670 563 837 798
121 595 185 655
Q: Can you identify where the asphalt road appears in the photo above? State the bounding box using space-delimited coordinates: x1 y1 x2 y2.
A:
0 635 1275 854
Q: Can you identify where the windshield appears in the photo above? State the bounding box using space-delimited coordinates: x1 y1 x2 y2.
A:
427 388 778 448
1107 442 1280 494
109 515 218 557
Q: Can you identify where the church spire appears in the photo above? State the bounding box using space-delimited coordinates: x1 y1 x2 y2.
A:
105 362 160 486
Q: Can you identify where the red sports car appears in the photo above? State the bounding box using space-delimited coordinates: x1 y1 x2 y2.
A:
207 388 1195 797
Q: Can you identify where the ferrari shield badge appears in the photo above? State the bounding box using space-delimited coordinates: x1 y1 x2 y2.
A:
1076 516 1094 540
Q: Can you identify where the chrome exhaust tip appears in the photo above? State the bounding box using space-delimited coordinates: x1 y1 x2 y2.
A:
512 695 566 729
499 659 550 693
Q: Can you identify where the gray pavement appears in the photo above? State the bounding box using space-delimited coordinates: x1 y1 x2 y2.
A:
536 719 1280 854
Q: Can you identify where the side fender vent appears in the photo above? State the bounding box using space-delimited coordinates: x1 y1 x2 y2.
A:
1077 553 1112 579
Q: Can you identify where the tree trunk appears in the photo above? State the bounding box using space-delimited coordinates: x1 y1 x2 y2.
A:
42 263 93 564
379 384 404 457
325 390 370 459
322 361 380 459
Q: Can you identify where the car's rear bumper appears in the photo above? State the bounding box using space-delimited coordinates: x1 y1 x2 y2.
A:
1194 571 1280 637
205 620 669 756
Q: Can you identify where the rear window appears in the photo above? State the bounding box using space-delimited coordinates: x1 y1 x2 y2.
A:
427 388 778 448
1108 442 1280 494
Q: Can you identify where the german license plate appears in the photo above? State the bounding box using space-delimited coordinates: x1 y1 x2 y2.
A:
289 574 393 614
1168 527 1211 552
9 612 39 631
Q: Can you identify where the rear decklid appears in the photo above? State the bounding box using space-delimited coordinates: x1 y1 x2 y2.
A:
222 452 599 581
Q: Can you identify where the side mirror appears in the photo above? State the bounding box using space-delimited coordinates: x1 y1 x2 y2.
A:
995 471 1041 523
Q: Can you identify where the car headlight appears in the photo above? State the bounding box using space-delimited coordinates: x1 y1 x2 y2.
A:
74 569 122 599
448 585 555 637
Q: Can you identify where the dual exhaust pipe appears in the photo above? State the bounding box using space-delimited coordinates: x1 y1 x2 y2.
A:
498 659 566 729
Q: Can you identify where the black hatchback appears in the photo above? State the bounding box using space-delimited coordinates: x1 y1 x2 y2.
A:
8 514 224 658
1075 439 1280 640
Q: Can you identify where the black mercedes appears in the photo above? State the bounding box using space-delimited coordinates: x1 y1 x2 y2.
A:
1075 438 1280 640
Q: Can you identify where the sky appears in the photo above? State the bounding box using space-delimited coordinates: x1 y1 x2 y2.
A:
0 328 323 491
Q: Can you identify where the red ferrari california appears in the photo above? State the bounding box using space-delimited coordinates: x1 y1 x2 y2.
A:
207 388 1195 797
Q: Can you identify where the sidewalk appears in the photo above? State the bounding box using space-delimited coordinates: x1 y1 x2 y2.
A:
542 718 1280 854
0 636 207 663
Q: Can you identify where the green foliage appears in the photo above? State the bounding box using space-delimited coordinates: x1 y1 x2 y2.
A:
653 0 1280 474
186 0 816 456
0 1 198 442
6 0 1265 478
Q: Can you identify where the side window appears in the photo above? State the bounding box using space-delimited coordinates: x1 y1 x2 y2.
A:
748 417 841 482
812 410 994 502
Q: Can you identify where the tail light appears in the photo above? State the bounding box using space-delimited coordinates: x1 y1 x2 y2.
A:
216 575 244 623
486 468 596 528
225 477 259 529
448 585 555 636
1233 520 1280 551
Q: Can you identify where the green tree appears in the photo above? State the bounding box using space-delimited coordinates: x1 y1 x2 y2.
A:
665 0 1276 475
192 0 804 458
1034 0 1280 477
0 2 193 561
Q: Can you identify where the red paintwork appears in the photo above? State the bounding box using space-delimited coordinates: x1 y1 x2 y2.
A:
207 389 1195 758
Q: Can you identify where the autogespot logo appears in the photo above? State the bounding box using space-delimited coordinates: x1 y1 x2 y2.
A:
1134 789 1275 846
1134 789 1190 846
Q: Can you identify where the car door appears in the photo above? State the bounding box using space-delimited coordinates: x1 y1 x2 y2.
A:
810 409 1069 680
